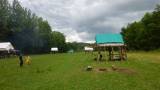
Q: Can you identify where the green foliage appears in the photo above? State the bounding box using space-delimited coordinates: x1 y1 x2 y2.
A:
0 0 10 41
121 5 160 50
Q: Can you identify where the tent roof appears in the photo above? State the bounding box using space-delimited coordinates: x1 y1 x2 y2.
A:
0 42 14 51
95 33 124 44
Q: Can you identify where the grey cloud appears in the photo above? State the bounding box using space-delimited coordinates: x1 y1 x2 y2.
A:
117 0 160 12
17 0 160 42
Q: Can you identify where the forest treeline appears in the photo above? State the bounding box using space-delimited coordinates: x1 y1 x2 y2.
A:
121 5 160 51
0 0 73 53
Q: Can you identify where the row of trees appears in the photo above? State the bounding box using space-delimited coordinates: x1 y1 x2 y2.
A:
0 0 66 53
67 42 88 52
121 5 160 51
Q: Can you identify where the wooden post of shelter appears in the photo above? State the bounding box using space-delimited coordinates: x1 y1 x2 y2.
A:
111 47 114 61
120 46 123 60
103 46 105 61
108 47 111 61
105 46 107 62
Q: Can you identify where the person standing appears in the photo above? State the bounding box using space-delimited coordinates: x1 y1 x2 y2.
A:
98 51 103 61
19 54 23 67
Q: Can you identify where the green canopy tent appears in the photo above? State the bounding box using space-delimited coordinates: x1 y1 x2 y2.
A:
95 33 127 61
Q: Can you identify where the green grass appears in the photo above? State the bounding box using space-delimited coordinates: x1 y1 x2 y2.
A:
0 52 160 90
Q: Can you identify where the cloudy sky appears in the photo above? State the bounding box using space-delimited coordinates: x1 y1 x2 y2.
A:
14 0 160 42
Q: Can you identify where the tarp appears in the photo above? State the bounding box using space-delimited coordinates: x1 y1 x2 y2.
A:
0 42 14 51
84 47 93 51
51 47 58 51
95 33 124 44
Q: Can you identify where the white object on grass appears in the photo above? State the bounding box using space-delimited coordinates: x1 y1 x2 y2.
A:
84 46 93 51
51 47 58 52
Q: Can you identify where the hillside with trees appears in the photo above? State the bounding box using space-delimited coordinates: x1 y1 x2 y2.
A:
121 5 160 51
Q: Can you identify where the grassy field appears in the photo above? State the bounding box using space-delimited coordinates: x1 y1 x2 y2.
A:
0 52 160 90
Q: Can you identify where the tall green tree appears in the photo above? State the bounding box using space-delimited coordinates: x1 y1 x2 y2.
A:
49 31 66 52
0 0 10 41
121 4 160 50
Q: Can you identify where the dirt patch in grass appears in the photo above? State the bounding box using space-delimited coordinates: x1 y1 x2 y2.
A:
91 66 136 75
113 68 136 75
94 67 112 73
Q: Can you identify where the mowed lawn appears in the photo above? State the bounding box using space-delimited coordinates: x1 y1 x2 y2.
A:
0 52 160 90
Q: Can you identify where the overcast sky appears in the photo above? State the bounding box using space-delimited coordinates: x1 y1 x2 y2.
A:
15 0 160 42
